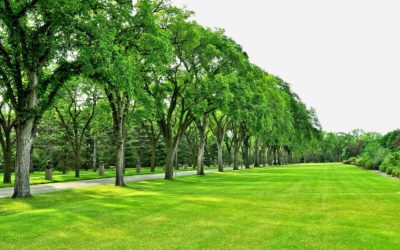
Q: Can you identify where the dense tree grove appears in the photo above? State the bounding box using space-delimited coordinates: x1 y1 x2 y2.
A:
1 0 326 198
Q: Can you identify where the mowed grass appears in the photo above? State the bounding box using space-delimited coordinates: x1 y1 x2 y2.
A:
1 163 400 250
0 166 202 188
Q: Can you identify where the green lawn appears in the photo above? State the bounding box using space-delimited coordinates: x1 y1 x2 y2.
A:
1 163 400 249
0 166 202 188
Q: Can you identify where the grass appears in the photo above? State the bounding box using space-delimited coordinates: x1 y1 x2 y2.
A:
1 163 400 249
0 166 204 188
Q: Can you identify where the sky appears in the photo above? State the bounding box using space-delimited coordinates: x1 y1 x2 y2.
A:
171 0 400 134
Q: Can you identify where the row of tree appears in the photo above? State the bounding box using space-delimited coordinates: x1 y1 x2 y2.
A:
0 0 321 198
307 128 400 176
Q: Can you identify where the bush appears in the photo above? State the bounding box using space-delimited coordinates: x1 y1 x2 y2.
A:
380 151 400 177
392 168 400 178
343 157 358 165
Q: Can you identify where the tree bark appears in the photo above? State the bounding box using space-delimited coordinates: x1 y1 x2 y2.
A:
74 150 81 178
243 136 250 169
115 122 125 186
233 142 240 170
164 142 178 180
92 139 97 172
13 118 35 198
196 113 209 176
267 148 273 165
216 142 223 172
150 140 158 172
225 141 232 167
2 133 12 184
254 138 260 167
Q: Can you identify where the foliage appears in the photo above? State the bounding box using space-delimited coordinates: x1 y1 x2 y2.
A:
379 150 400 177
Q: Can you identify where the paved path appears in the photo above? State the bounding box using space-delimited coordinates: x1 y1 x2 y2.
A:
0 168 230 198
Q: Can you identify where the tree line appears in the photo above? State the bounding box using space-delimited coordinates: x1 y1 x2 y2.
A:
0 0 321 198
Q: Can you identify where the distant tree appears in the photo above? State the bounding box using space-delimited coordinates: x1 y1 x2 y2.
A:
55 80 98 177
0 101 15 183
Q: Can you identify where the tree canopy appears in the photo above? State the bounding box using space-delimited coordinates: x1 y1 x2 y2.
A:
0 0 324 198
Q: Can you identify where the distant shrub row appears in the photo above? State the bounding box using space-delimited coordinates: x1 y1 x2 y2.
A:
344 151 400 178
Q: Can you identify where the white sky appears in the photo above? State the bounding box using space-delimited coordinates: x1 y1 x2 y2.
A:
171 0 400 134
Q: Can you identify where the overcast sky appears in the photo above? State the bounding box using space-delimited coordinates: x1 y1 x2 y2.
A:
171 0 400 134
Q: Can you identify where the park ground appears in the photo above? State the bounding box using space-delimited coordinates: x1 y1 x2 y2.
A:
1 163 400 249
0 167 204 188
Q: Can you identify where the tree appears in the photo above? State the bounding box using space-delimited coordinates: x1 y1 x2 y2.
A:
0 101 15 183
0 0 95 198
209 112 229 172
142 7 200 179
140 118 161 172
85 0 171 185
55 80 98 177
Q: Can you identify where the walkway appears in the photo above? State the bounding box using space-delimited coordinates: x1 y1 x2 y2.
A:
0 168 229 198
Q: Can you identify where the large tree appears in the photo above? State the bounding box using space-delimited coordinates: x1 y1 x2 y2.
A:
84 0 170 185
0 0 95 198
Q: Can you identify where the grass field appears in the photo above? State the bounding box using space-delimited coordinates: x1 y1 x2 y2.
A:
0 166 202 188
1 163 400 249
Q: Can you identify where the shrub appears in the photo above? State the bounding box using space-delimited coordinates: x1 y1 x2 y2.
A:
386 166 394 175
358 141 387 170
343 157 358 165
380 151 400 176
392 168 400 178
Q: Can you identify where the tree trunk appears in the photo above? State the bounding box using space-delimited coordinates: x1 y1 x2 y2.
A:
261 145 266 167
196 141 205 175
216 141 224 172
196 114 209 176
267 148 273 165
164 142 177 180
2 134 12 184
75 150 81 178
150 141 157 172
115 124 125 186
13 118 35 198
243 136 250 169
277 148 282 165
254 138 260 167
226 146 231 167
233 142 240 170
92 139 97 172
